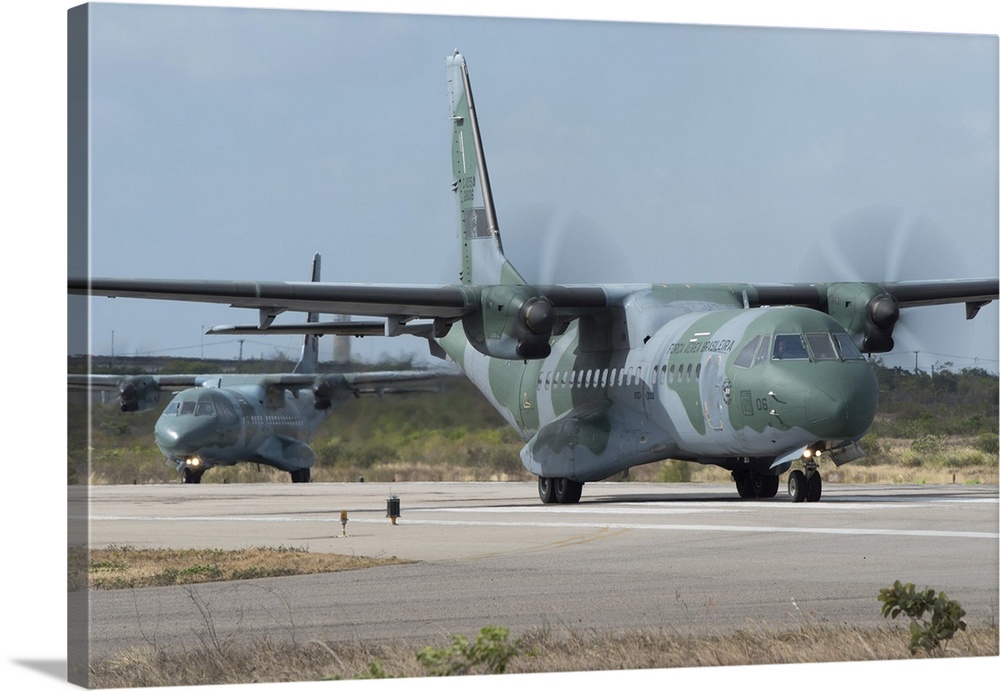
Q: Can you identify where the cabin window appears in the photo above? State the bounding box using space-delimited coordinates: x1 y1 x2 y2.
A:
806 333 839 361
695 363 702 380
733 335 761 368
600 369 609 387
668 364 676 384
772 334 809 360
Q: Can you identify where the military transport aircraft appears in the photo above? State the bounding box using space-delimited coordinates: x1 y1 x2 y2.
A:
70 51 998 503
71 255 445 484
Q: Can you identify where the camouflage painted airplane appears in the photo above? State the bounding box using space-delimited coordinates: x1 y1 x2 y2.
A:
71 255 444 484
70 51 998 503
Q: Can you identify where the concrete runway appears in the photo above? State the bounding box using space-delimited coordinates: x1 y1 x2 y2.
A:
74 481 999 662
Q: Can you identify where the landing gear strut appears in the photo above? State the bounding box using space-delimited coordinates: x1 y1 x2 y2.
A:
538 476 583 504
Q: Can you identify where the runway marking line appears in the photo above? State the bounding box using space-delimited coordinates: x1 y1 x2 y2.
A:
79 514 998 540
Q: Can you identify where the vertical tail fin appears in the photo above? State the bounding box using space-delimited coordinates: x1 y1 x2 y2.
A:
292 253 322 374
447 51 524 287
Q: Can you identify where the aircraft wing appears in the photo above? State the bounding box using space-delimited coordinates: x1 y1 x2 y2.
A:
69 276 995 357
71 278 477 321
70 278 611 322
749 278 998 312
68 374 210 390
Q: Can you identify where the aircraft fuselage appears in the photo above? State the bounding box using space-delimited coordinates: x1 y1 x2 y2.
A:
441 290 878 484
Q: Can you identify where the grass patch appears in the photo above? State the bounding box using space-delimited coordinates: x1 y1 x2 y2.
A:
89 622 999 687
87 546 406 590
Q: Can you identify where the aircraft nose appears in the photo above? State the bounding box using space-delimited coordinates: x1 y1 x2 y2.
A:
805 365 878 439
155 417 219 455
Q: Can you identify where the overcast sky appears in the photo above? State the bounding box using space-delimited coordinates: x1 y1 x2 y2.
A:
67 3 999 372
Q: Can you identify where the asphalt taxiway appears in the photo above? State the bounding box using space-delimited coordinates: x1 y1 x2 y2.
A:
73 481 999 661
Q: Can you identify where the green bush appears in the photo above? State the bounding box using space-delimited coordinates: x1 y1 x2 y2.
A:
878 580 967 655
974 432 999 456
416 626 521 676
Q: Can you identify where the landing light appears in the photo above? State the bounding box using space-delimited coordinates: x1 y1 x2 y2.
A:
186 456 202 467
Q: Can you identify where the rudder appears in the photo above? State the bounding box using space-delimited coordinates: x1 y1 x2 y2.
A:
447 51 524 287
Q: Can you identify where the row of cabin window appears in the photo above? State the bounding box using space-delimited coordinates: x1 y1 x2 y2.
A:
537 362 703 391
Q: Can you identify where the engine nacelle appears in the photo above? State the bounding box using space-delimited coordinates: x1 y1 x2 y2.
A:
312 378 333 410
825 283 900 353
463 285 557 360
118 376 160 412
311 376 350 410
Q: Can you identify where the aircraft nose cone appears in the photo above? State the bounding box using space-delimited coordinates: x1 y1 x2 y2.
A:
805 366 878 439
155 417 218 455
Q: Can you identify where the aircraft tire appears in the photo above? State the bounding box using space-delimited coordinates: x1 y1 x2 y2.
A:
805 470 822 502
290 468 311 483
182 468 203 484
756 475 780 498
788 470 806 503
553 478 583 504
733 471 755 498
538 477 556 504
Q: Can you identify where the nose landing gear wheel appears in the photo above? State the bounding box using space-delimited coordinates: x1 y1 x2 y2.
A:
805 470 822 502
788 469 806 502
788 469 823 502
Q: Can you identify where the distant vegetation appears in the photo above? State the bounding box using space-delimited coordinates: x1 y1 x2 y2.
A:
68 357 997 485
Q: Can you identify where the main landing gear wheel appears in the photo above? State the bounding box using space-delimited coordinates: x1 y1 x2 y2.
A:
538 477 583 504
733 471 779 499
553 477 583 504
290 468 311 483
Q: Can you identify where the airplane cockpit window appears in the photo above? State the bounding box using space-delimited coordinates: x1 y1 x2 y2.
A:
213 396 238 421
772 334 809 360
753 335 771 366
805 333 839 361
163 401 180 416
733 335 762 368
195 399 217 416
179 400 196 416
834 332 865 360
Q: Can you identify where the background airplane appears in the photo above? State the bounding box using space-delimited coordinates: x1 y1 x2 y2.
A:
71 255 448 484
70 52 998 504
